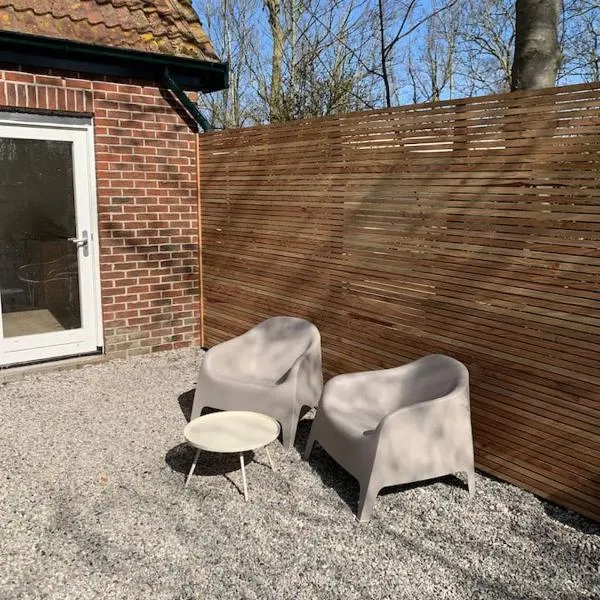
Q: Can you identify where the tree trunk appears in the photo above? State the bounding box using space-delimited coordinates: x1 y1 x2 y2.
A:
511 0 561 90
265 0 284 122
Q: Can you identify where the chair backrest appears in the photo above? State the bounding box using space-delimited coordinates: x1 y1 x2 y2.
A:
245 317 317 381
359 355 467 413
396 354 467 408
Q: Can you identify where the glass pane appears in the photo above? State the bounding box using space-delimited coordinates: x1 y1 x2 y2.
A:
0 137 81 337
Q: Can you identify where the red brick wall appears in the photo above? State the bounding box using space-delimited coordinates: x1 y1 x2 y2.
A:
0 68 201 358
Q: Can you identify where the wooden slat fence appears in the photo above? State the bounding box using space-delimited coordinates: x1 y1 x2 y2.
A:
198 83 600 521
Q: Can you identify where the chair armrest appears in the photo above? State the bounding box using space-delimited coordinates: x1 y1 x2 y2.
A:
275 337 317 385
202 336 266 383
375 388 470 444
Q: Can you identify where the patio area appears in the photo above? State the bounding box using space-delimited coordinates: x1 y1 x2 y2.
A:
0 348 598 599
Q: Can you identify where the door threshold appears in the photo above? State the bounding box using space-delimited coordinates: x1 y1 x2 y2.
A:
0 351 107 382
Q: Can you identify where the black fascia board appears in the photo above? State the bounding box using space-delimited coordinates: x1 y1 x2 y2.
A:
0 30 229 92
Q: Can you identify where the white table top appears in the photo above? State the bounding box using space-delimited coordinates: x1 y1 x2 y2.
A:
183 411 280 453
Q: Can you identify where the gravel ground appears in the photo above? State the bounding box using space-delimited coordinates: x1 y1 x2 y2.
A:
0 348 598 600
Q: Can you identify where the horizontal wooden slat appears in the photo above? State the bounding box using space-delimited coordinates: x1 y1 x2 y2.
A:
199 82 600 522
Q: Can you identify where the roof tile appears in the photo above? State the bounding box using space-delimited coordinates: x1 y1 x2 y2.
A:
0 0 220 62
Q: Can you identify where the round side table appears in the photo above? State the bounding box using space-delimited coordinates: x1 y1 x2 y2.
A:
183 410 280 501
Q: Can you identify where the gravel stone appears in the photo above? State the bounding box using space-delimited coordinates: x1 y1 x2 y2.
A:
0 348 598 599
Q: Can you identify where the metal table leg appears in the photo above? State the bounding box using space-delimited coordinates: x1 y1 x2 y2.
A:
265 446 275 471
185 448 201 488
239 452 248 502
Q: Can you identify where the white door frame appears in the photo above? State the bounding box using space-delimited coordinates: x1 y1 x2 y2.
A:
0 114 103 366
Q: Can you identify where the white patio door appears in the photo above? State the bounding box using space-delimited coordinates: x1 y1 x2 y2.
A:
0 117 102 367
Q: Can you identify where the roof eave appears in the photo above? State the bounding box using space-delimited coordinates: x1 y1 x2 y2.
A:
0 30 229 93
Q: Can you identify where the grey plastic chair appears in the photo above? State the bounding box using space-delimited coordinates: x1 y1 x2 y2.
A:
304 354 475 522
191 316 323 448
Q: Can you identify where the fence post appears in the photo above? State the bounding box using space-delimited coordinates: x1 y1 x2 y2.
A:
196 133 205 348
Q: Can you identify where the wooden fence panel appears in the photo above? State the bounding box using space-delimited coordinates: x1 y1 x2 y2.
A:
198 83 600 521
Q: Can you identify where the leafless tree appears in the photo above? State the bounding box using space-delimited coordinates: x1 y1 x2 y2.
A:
361 0 461 107
195 0 598 126
195 0 264 128
456 0 515 94
560 0 600 83
262 0 376 121
408 0 461 102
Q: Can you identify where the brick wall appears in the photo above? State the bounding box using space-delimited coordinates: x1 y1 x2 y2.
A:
0 67 201 358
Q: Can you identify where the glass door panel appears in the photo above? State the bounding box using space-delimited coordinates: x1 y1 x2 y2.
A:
0 138 82 337
0 118 100 367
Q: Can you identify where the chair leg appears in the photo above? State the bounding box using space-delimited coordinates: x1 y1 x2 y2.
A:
303 426 316 460
280 418 296 449
357 480 379 523
466 469 476 498
190 390 203 420
281 409 302 449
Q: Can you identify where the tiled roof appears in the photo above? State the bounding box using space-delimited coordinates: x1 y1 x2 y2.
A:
0 0 220 62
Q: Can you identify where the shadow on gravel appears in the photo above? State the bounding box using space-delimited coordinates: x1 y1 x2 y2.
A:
165 443 256 498
166 443 256 477
177 389 195 422
296 418 472 519
178 390 221 422
386 525 531 600
543 502 600 535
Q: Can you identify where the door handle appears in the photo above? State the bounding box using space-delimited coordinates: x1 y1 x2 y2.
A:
68 230 89 257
